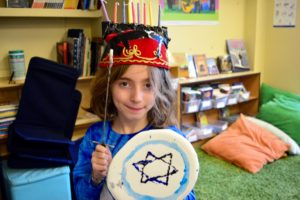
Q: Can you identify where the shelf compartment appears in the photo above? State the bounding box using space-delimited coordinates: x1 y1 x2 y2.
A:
177 71 261 129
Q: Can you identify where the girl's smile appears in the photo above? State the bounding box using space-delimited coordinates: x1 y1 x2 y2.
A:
111 65 155 130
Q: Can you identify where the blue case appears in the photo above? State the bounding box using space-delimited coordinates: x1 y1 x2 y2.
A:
7 57 82 168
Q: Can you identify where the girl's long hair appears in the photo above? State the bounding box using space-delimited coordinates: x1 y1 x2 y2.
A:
88 65 177 128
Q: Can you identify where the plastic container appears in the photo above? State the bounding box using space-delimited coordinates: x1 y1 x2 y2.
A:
182 99 201 113
213 95 228 109
199 99 213 111
227 93 239 105
182 123 214 141
209 120 229 133
8 50 26 81
239 91 250 102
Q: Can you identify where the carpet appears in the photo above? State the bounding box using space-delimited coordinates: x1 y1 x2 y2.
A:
194 148 300 200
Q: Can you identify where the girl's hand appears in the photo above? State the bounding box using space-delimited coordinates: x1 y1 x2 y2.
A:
91 144 112 185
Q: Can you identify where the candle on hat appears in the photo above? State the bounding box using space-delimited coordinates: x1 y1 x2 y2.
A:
122 0 126 23
158 4 161 26
149 1 153 26
128 0 132 23
143 1 146 25
132 1 135 23
113 2 119 23
137 2 140 24
100 0 110 21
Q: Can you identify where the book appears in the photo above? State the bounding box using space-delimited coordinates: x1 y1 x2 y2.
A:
67 37 78 68
0 117 15 123
0 110 17 119
196 112 208 127
31 0 45 8
67 29 85 75
63 0 79 9
32 0 64 8
88 0 98 10
82 36 91 76
193 54 209 77
206 57 219 75
0 116 15 136
63 42 68 65
56 42 64 65
0 103 18 112
90 37 104 75
7 0 30 7
217 55 232 73
226 39 250 72
186 54 197 78
79 0 89 9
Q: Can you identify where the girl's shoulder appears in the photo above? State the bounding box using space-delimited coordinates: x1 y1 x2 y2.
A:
88 121 104 130
165 125 186 138
84 121 108 137
150 125 181 134
166 125 181 133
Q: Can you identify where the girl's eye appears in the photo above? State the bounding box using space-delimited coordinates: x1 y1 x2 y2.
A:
145 82 152 89
120 81 129 87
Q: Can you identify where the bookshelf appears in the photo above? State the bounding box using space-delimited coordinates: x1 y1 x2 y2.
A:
177 71 261 129
0 8 102 77
0 8 102 157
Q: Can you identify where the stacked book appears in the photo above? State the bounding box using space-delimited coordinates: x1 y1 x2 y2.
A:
57 29 103 77
31 0 65 8
0 103 18 139
31 0 100 10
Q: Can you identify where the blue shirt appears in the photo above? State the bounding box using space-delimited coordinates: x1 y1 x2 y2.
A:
73 122 196 200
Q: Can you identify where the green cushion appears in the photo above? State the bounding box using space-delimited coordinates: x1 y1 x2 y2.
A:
260 83 300 105
274 94 300 111
257 95 300 145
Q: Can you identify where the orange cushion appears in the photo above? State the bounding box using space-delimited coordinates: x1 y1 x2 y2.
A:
202 114 290 173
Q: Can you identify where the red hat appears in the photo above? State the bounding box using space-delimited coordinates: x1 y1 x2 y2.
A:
99 22 171 70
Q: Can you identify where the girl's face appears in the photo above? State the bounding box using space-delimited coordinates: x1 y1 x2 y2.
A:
111 65 155 124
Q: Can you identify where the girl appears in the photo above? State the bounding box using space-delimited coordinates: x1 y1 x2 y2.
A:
73 22 196 200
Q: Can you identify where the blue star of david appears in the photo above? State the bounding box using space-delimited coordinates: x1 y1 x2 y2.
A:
132 151 178 186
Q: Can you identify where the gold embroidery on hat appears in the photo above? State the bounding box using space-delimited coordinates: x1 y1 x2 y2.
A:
102 44 168 66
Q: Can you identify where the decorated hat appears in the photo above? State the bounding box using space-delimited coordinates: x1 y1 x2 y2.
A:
98 2 171 69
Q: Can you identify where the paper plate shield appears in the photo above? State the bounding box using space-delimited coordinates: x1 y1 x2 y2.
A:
106 129 200 200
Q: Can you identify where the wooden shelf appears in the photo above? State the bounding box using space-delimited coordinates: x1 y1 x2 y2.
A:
0 75 95 89
75 116 99 126
78 75 95 81
0 137 8 158
178 71 260 86
0 81 23 89
0 8 101 18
